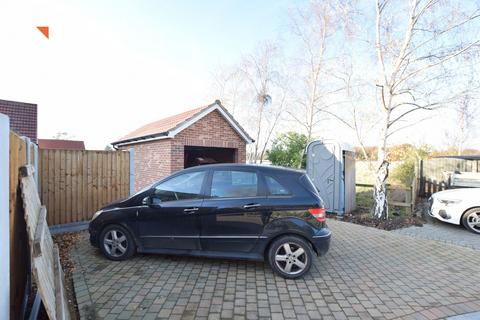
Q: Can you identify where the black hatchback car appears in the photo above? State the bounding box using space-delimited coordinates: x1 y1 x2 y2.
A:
89 164 331 278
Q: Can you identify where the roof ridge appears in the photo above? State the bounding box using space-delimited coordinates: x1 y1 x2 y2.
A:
111 100 253 146
114 102 215 143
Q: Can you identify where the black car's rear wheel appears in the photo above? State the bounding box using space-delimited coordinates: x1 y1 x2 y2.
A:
268 235 313 279
99 225 136 260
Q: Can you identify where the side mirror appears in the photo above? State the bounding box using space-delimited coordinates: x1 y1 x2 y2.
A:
142 196 161 208
142 196 151 206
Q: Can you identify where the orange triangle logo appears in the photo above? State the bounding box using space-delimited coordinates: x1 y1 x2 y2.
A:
37 26 49 39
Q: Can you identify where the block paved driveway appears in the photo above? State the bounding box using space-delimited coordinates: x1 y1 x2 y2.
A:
392 214 480 251
72 220 480 320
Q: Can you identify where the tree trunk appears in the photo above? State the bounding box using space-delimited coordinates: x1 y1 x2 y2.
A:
253 101 265 163
373 118 390 219
373 159 389 219
298 130 312 169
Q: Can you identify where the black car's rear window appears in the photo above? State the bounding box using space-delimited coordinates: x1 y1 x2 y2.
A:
265 175 291 196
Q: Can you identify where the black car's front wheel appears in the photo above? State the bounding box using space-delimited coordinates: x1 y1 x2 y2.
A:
99 225 136 260
268 235 313 279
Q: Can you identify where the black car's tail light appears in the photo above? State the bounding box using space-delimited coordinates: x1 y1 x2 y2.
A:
308 208 326 222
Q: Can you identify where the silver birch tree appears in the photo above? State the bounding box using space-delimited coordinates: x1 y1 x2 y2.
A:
371 0 480 218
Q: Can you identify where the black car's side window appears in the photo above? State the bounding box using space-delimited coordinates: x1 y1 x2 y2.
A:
265 175 291 196
211 170 258 198
154 171 206 202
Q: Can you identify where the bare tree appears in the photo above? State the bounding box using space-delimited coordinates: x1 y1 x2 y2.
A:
327 59 380 170
209 67 244 116
287 1 352 166
238 42 285 163
370 0 480 218
52 132 73 139
444 93 477 155
258 82 289 163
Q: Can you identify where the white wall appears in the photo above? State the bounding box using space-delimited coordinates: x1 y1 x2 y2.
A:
0 114 9 319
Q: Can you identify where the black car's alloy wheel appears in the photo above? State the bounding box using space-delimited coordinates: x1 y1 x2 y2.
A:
99 225 135 260
268 235 313 279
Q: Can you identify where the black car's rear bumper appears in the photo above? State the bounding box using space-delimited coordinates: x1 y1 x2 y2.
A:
311 227 331 256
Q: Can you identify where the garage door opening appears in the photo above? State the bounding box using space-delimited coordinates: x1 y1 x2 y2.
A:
184 146 236 168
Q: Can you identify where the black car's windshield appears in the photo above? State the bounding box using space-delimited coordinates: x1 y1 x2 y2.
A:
132 182 156 197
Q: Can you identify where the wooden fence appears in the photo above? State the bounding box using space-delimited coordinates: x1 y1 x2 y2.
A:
38 149 131 225
356 183 415 214
21 165 70 320
7 130 130 317
418 158 480 197
9 132 35 319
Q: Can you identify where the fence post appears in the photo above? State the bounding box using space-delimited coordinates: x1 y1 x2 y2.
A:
129 148 135 196
24 137 31 164
23 137 40 192
411 177 417 211
0 114 10 319
33 144 39 190
406 187 412 215
419 159 424 197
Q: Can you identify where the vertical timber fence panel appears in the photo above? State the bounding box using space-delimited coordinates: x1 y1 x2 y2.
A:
38 149 130 226
9 132 36 319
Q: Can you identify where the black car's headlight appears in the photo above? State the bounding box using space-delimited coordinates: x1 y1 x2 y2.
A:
91 210 103 221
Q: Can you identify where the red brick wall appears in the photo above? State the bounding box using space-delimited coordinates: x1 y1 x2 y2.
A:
123 110 247 192
121 139 171 192
0 99 37 142
171 110 246 172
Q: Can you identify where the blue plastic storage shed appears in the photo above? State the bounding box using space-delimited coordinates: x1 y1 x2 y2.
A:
306 140 356 215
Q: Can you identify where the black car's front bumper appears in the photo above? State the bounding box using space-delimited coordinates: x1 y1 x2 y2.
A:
311 227 331 256
88 222 100 247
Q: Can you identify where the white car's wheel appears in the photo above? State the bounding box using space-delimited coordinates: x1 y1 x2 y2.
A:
462 208 480 234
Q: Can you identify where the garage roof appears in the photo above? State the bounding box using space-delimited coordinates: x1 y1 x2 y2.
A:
38 139 85 150
111 100 254 147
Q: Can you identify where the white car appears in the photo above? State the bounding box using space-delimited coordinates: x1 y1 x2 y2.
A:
429 188 480 234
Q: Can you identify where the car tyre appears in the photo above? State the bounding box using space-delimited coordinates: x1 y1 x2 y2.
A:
461 208 480 234
99 224 136 260
268 235 313 279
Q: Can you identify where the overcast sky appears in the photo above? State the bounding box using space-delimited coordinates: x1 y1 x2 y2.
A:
0 0 478 150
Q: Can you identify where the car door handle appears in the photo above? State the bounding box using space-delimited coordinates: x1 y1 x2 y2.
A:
243 203 261 209
184 207 199 214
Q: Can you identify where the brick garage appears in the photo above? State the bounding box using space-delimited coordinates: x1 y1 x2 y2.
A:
112 101 253 191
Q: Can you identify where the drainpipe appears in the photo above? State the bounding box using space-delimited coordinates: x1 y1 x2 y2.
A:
129 147 135 195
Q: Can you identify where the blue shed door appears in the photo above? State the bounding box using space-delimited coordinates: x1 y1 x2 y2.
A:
306 141 340 212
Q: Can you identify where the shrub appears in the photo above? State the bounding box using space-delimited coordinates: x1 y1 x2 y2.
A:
390 160 415 186
390 144 430 186
267 132 308 169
